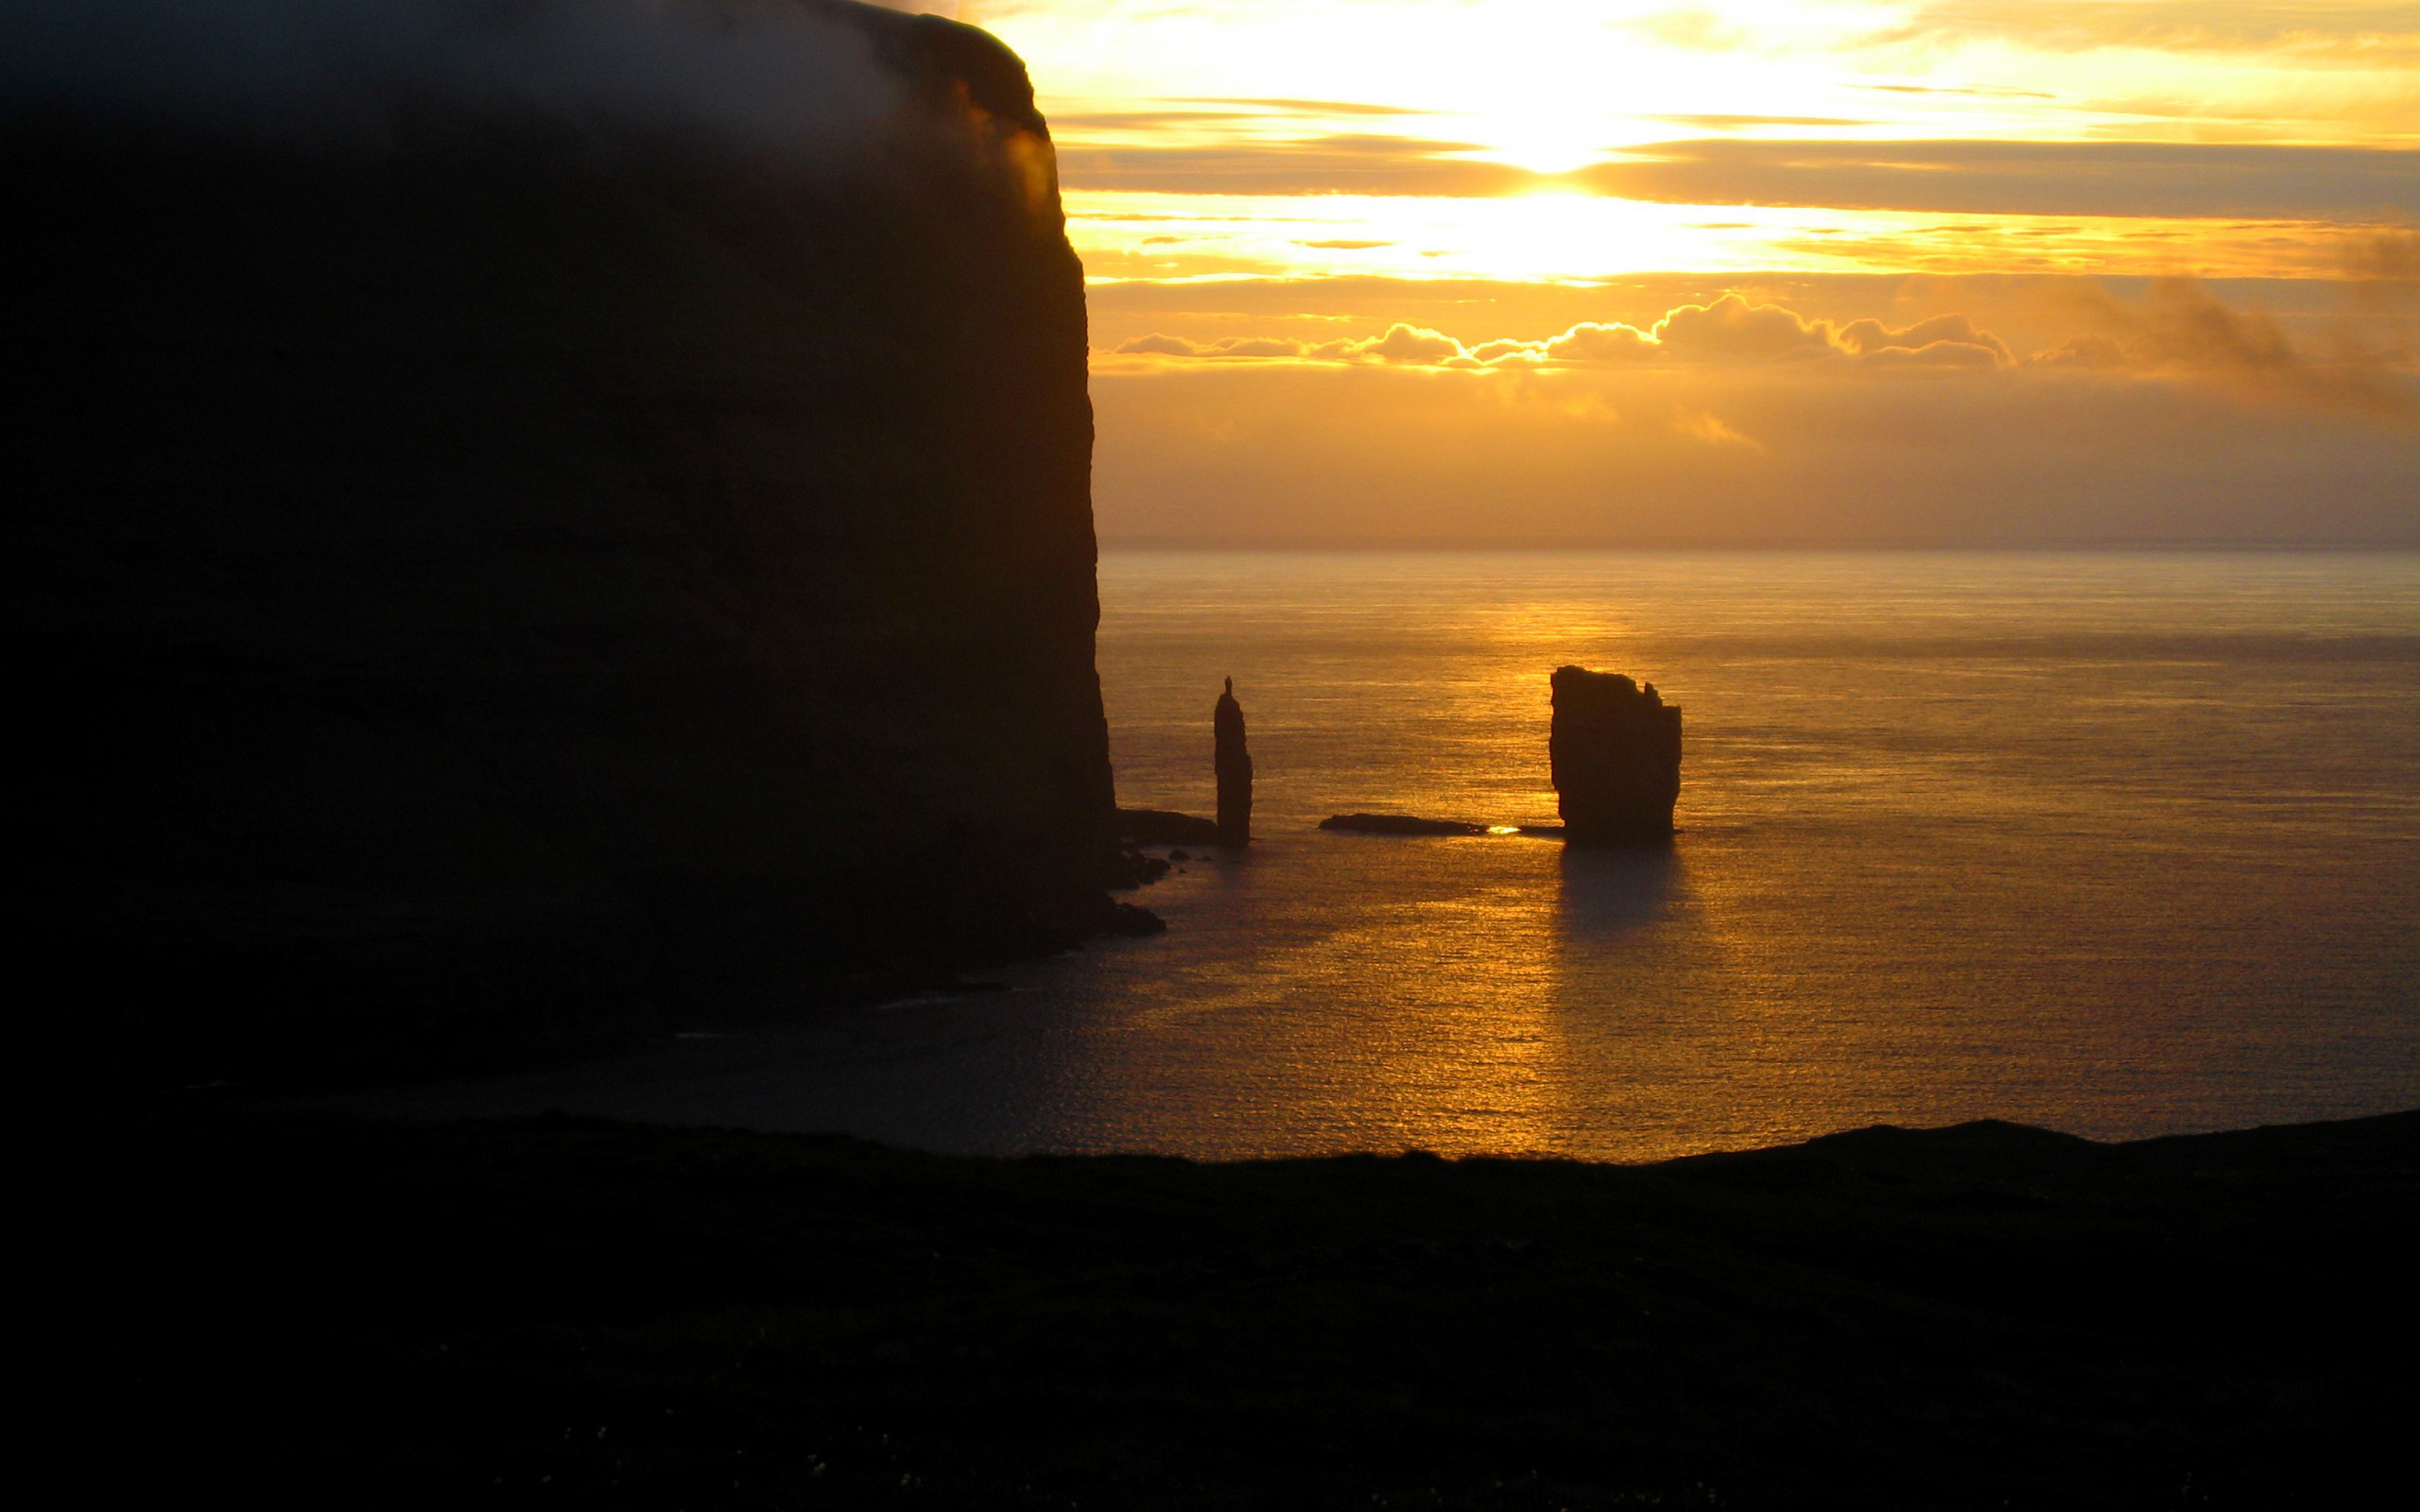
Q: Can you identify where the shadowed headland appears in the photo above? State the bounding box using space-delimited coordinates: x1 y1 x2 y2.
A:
107 1104 2417 1509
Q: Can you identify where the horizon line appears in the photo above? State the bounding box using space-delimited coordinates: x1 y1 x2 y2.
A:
1096 537 2420 554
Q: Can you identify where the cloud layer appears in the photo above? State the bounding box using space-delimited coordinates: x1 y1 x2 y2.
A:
1581 140 2420 221
1869 1 2420 58
1114 295 2020 371
1057 135 2420 219
1107 282 2416 422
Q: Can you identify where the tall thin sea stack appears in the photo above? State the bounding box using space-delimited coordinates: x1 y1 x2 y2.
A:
1215 677 1253 847
1549 667 1682 844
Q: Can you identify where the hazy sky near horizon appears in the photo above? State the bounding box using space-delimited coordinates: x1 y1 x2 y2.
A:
933 0 2418 543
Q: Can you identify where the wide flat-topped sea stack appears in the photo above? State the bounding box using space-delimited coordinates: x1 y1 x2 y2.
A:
1549 667 1683 844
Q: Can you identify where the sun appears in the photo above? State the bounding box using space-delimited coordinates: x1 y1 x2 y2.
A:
1479 121 1608 177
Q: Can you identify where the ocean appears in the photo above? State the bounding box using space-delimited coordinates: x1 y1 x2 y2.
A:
340 550 2420 1160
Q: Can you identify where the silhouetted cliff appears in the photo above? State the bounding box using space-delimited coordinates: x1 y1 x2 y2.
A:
13 1 1128 1079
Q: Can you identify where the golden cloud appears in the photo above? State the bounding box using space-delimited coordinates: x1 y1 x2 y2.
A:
1109 295 2016 369
1104 284 2416 422
1873 1 2420 60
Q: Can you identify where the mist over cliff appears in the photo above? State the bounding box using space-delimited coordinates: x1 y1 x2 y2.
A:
13 0 1124 1079
8 0 908 146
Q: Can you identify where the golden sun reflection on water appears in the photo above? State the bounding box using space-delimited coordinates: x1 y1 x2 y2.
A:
1065 549 2420 1160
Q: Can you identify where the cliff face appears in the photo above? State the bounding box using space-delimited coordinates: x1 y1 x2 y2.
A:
14 1 1124 1076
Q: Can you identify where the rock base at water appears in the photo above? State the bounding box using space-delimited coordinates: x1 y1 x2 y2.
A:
1320 814 1581 838
1119 808 1225 847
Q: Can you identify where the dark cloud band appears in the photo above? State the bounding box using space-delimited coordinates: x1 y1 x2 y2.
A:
1061 133 2419 222
1582 140 2420 221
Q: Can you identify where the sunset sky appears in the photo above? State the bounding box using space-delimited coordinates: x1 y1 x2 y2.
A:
928 1 2418 544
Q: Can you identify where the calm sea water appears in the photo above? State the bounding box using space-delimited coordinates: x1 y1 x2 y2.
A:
338 551 2420 1160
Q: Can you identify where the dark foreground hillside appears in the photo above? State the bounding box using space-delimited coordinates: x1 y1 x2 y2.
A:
107 1108 2414 1509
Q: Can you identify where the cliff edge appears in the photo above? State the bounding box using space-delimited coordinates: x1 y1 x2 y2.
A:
12 0 1126 1079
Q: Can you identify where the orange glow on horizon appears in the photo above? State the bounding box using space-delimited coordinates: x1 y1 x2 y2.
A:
950 1 2420 547
966 1 2418 287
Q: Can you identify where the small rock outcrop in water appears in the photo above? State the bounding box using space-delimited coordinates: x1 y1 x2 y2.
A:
1215 678 1253 847
1320 814 1492 837
1549 667 1683 845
